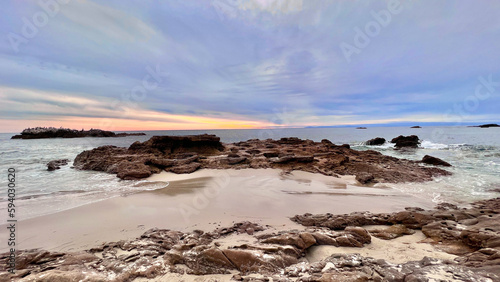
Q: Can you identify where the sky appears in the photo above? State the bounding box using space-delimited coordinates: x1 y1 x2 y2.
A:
1 0 500 133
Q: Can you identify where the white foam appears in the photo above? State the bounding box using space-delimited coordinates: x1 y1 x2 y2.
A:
420 140 448 150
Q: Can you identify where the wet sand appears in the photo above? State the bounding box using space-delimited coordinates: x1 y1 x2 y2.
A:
0 169 435 253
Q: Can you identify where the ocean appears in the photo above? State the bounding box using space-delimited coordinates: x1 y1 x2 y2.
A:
1 126 499 221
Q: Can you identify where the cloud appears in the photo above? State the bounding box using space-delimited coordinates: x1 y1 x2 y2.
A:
238 0 303 14
1 0 500 132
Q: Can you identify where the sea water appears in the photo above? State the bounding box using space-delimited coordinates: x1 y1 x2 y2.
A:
0 126 499 221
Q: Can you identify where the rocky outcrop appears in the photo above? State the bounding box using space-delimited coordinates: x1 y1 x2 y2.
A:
411 126 422 128
292 197 500 257
365 137 385 146
11 127 145 139
391 135 420 148
73 135 223 179
422 155 452 167
2 198 499 281
46 159 69 171
73 135 451 182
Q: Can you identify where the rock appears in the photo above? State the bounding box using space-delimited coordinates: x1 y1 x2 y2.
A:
217 222 265 236
365 137 386 146
168 163 201 174
411 126 422 128
369 224 415 240
391 135 420 148
422 155 452 167
142 134 224 154
47 159 69 171
270 155 314 164
263 152 279 158
226 156 247 165
116 162 153 180
355 173 375 184
321 139 334 146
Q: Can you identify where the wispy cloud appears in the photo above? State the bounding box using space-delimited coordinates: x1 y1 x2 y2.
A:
0 0 499 132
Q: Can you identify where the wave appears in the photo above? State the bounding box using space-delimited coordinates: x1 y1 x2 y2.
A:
420 141 498 152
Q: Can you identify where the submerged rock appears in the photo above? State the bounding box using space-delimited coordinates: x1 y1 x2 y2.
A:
422 155 452 167
46 159 69 171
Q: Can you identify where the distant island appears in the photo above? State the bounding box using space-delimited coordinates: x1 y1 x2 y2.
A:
11 127 146 139
473 123 500 128
469 123 500 128
411 126 422 128
356 127 367 129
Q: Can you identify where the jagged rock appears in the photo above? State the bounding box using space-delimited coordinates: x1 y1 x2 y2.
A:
47 159 69 171
365 137 386 146
270 155 314 164
263 152 279 158
391 135 420 148
217 222 265 236
422 155 452 167
355 173 375 184
168 163 201 174
115 162 153 180
369 224 415 240
226 156 247 165
141 134 224 154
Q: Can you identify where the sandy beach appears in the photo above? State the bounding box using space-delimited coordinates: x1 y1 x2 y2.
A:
1 169 434 253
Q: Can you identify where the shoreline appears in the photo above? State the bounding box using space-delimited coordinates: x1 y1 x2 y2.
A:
0 169 435 253
0 168 499 281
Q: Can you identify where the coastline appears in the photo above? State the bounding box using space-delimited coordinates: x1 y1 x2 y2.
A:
0 169 434 253
0 168 499 281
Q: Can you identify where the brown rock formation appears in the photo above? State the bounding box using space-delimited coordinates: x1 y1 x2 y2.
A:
73 135 452 183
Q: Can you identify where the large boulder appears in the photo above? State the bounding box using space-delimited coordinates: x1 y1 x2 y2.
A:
365 137 386 146
391 135 420 148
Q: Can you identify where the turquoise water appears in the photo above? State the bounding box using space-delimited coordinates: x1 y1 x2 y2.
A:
1 126 499 220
